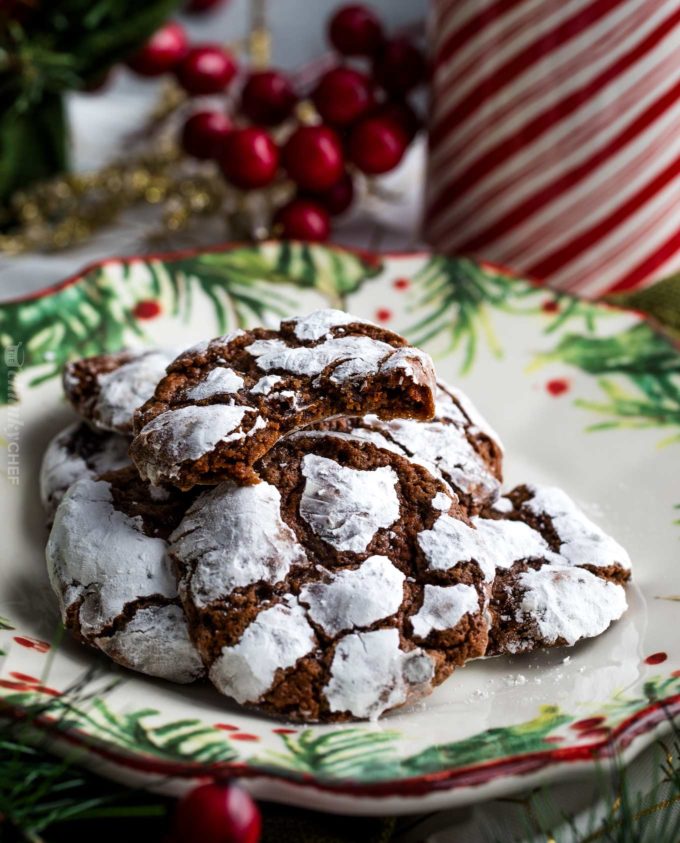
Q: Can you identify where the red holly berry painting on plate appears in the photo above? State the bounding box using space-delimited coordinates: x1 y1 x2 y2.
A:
0 242 678 816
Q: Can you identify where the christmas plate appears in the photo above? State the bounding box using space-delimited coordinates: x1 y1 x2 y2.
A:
1 242 679 815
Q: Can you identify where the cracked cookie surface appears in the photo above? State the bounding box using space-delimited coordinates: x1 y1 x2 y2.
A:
170 432 489 721
130 310 437 489
40 421 130 521
63 348 176 434
46 466 204 683
317 381 503 512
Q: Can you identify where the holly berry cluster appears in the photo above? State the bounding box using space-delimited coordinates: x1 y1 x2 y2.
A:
124 3 426 241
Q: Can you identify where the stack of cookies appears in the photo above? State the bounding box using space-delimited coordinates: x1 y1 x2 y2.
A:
43 310 631 722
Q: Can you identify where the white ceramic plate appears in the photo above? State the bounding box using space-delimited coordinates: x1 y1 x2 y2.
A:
1 241 678 815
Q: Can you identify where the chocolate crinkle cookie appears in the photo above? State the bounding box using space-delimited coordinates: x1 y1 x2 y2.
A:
481 485 630 656
63 348 176 434
419 481 630 658
40 421 130 521
130 310 438 488
46 466 204 683
169 432 489 722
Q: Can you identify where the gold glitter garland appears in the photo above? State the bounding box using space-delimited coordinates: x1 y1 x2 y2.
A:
0 2 275 255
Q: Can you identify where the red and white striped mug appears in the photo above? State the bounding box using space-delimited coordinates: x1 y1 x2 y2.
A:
425 0 680 296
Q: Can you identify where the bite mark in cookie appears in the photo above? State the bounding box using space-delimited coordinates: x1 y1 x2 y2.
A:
131 310 437 489
318 382 503 511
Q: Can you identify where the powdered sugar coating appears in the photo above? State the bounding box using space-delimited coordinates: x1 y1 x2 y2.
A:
46 477 176 637
446 383 504 449
95 604 204 683
299 454 401 552
300 556 405 636
432 491 452 512
289 310 360 341
134 404 260 484
523 485 631 570
410 584 480 639
250 374 284 395
184 367 245 400
246 335 396 381
209 601 316 703
171 481 307 606
39 423 130 518
131 311 437 488
380 348 437 388
324 629 434 720
514 565 628 650
93 349 175 432
419 514 558 581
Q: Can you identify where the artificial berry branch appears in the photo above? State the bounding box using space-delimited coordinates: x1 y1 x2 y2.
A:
0 2 426 252
123 2 426 242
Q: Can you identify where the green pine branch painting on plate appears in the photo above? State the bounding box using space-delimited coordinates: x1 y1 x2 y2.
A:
4 674 678 781
540 323 680 442
405 256 604 372
0 242 381 405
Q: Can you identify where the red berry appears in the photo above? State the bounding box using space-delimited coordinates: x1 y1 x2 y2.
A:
173 782 261 843
329 5 384 56
282 125 344 191
175 45 237 95
182 111 232 160
370 100 421 141
127 22 188 77
219 128 279 189
348 117 408 175
306 171 355 216
373 37 427 95
275 199 330 242
240 70 298 126
185 0 228 13
312 67 375 127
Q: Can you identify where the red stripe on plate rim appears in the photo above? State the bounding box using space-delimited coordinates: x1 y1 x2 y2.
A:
1 692 678 797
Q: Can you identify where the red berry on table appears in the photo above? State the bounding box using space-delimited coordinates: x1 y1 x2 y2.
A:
126 22 188 77
182 111 232 160
219 127 279 189
312 67 375 127
370 100 421 141
275 199 331 241
175 45 237 95
282 125 344 191
185 0 228 13
306 171 355 216
329 4 384 56
373 37 427 95
348 116 408 175
172 781 261 843
240 70 298 126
